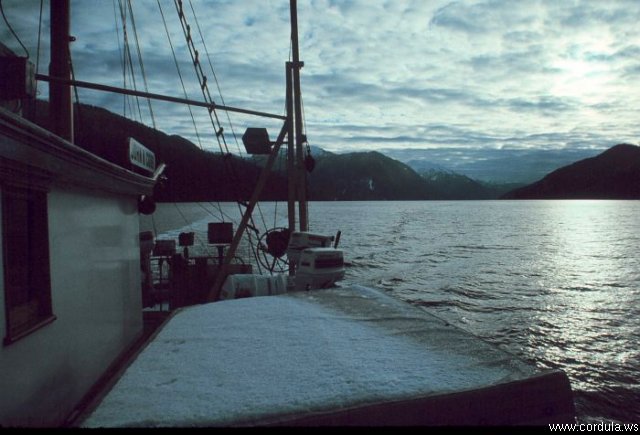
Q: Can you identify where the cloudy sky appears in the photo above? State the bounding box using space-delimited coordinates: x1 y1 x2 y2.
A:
2 0 640 159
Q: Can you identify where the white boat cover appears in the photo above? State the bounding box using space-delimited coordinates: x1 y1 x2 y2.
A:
82 285 574 427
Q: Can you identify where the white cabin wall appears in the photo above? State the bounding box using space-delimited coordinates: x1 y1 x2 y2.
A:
0 185 143 427
0 186 4 340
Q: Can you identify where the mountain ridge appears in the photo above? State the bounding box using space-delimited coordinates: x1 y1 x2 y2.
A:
502 144 640 199
378 147 604 184
23 101 635 201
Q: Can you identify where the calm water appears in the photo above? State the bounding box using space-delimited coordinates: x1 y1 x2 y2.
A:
141 200 640 424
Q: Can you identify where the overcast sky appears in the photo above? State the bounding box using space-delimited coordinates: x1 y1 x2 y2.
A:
2 0 640 157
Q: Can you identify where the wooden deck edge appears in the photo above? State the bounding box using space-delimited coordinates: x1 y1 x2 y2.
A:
253 369 575 427
63 310 177 427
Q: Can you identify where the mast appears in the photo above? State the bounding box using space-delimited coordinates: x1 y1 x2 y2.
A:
289 0 308 232
208 0 306 298
49 0 74 143
286 61 296 243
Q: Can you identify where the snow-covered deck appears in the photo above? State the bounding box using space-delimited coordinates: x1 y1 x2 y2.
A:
81 285 574 426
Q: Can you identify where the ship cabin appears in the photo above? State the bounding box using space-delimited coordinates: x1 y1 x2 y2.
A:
0 41 158 427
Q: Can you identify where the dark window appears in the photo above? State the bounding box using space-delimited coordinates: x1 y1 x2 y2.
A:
2 186 55 345
314 257 344 269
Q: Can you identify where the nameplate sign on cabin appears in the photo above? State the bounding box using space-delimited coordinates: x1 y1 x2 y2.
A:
128 138 156 174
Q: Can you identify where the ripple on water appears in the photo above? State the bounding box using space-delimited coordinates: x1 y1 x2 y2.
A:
147 200 640 423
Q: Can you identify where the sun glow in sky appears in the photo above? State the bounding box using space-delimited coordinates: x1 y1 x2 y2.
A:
2 0 639 159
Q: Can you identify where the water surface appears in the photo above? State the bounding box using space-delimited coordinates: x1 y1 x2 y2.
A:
141 200 640 423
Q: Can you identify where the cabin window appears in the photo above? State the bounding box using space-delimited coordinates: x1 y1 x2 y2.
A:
2 186 55 345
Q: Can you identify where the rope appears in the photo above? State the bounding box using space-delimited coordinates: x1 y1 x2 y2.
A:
173 0 227 153
118 0 144 122
127 0 157 129
187 0 242 155
178 0 240 231
0 0 29 57
197 201 225 222
29 0 44 121
172 0 267 268
273 149 289 228
34 0 43 99
112 0 126 115
151 213 158 238
157 0 204 148
172 202 212 256
194 202 259 266
115 1 129 116
300 92 311 228
68 47 82 127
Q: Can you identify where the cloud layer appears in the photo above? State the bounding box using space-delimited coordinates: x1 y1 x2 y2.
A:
2 0 639 160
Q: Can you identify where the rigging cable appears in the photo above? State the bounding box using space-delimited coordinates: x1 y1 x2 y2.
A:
173 0 267 273
156 0 204 149
68 45 82 128
127 0 153 125
33 0 44 118
172 0 228 154
112 0 127 116
116 1 134 118
185 0 241 234
172 202 212 257
197 201 227 223
187 0 242 155
300 94 314 228
151 213 158 238
127 0 157 129
272 148 290 229
197 203 255 270
118 0 144 123
117 0 130 117
0 0 29 57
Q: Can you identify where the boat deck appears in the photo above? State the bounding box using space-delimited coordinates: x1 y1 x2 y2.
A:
80 285 575 426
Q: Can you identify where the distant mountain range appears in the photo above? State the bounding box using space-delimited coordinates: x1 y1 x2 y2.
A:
307 150 434 200
304 150 518 200
22 101 638 201
379 147 604 184
418 169 522 200
502 144 640 199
